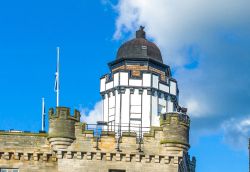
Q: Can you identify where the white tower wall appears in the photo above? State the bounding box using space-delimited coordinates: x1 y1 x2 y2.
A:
100 71 178 136
141 91 151 132
121 88 130 133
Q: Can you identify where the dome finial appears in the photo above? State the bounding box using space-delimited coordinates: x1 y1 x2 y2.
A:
136 26 146 39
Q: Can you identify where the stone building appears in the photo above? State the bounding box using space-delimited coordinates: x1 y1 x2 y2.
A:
0 27 196 172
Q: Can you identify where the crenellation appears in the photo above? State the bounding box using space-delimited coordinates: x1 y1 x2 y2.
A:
0 149 192 171
49 107 80 122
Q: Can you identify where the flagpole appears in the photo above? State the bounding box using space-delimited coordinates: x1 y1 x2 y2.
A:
41 97 45 131
56 47 60 107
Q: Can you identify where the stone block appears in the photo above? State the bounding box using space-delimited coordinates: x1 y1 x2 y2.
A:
135 154 141 162
106 153 111 161
77 152 82 159
87 152 92 160
115 153 121 161
66 151 73 159
145 155 150 163
96 152 102 160
125 154 131 162
154 155 160 163
56 151 63 159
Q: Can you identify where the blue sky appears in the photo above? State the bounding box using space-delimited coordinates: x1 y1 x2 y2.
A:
0 0 249 171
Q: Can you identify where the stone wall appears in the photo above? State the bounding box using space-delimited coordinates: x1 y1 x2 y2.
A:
57 152 179 172
0 132 49 151
0 155 57 172
0 112 195 172
0 132 56 171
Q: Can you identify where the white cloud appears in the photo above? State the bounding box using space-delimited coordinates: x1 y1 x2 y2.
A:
113 0 250 67
185 98 209 118
222 116 250 149
80 101 103 124
109 0 250 148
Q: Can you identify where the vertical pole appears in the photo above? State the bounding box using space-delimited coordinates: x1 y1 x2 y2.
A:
56 47 60 107
42 97 45 131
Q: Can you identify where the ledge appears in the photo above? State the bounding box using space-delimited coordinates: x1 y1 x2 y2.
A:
0 132 48 137
122 132 137 137
101 131 115 136
160 140 190 147
0 150 183 165
83 130 94 134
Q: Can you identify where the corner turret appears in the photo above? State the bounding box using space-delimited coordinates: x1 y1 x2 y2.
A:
48 107 80 150
160 112 190 151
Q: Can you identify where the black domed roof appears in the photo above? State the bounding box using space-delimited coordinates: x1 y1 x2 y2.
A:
116 26 163 63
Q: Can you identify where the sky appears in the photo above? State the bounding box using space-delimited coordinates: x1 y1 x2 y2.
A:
0 0 249 171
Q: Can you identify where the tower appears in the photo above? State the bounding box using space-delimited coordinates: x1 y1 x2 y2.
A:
0 26 195 172
100 26 179 136
48 107 80 150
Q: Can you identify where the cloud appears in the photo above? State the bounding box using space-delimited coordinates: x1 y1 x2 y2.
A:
222 116 250 149
109 0 250 148
113 0 250 67
80 101 103 124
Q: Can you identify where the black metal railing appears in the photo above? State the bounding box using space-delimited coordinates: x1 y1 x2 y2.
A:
85 123 150 152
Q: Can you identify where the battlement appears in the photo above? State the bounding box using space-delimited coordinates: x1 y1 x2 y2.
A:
0 150 184 168
49 107 80 122
48 107 81 150
159 112 190 149
160 112 190 127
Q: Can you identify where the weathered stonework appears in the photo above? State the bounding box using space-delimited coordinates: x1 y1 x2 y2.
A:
0 107 195 172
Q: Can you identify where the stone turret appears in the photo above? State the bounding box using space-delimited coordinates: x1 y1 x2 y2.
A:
48 107 80 150
160 112 190 152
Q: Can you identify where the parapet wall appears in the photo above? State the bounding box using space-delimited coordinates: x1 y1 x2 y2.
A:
0 132 49 151
0 108 195 172
70 112 190 156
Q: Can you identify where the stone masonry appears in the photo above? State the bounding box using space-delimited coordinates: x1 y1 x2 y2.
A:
0 107 195 172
